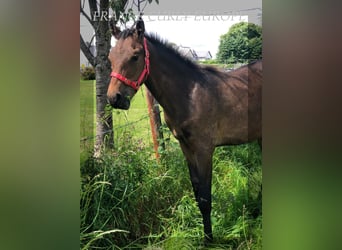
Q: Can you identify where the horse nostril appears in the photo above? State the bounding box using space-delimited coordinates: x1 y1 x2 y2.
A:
107 92 122 107
115 93 122 102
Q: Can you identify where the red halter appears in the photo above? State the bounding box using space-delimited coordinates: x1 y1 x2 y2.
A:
110 37 150 91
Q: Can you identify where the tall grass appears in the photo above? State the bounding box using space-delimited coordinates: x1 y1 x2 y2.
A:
80 131 262 249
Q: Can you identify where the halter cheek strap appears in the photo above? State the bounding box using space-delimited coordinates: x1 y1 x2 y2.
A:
110 37 150 91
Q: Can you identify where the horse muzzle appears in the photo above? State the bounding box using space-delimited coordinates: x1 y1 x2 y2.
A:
107 92 130 110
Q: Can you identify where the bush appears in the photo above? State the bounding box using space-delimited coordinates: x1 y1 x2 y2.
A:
217 22 262 64
80 66 95 80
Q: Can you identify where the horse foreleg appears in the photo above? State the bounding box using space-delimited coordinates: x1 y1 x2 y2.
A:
180 142 214 243
197 181 213 243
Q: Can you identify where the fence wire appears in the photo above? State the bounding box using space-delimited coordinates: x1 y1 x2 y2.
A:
80 109 163 143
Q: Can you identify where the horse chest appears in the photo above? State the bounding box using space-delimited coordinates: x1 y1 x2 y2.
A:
164 116 192 142
170 125 192 141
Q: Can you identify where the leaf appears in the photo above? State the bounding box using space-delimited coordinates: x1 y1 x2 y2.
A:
216 22 262 63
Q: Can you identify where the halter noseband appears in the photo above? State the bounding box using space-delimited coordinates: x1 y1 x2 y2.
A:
110 37 150 91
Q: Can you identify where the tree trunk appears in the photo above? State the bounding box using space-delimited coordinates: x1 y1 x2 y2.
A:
93 0 113 157
81 0 156 157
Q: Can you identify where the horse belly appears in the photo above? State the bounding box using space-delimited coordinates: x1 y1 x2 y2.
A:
214 84 261 145
214 113 261 146
215 126 249 145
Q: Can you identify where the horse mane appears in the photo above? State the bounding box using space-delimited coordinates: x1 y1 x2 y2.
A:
117 28 228 84
145 32 203 72
117 29 202 68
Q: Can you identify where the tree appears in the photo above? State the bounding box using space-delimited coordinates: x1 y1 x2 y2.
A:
216 22 262 64
80 0 157 156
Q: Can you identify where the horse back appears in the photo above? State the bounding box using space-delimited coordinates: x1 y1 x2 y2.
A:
203 60 262 146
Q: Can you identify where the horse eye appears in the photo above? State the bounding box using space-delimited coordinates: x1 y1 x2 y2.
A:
131 55 139 61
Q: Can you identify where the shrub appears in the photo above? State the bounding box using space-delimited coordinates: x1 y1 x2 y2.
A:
200 59 218 65
80 66 95 80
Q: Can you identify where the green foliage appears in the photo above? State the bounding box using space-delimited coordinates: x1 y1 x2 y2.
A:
200 59 219 65
217 22 262 64
80 135 262 249
80 66 95 80
80 133 190 249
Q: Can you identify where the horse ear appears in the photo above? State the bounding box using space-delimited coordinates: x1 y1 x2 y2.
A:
135 18 145 40
110 21 121 39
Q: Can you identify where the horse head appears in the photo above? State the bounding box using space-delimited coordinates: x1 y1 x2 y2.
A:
107 19 148 110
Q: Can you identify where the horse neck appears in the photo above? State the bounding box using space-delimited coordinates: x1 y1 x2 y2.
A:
144 41 194 118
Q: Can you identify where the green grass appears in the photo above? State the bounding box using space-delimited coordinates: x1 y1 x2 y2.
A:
111 86 153 146
80 81 262 250
80 81 153 161
80 80 95 162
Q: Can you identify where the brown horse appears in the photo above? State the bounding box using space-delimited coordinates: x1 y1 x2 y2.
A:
107 19 262 242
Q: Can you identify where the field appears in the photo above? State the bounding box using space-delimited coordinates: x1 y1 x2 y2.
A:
80 80 262 249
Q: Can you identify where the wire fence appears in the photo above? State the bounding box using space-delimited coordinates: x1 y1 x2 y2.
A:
80 107 165 149
80 113 150 141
